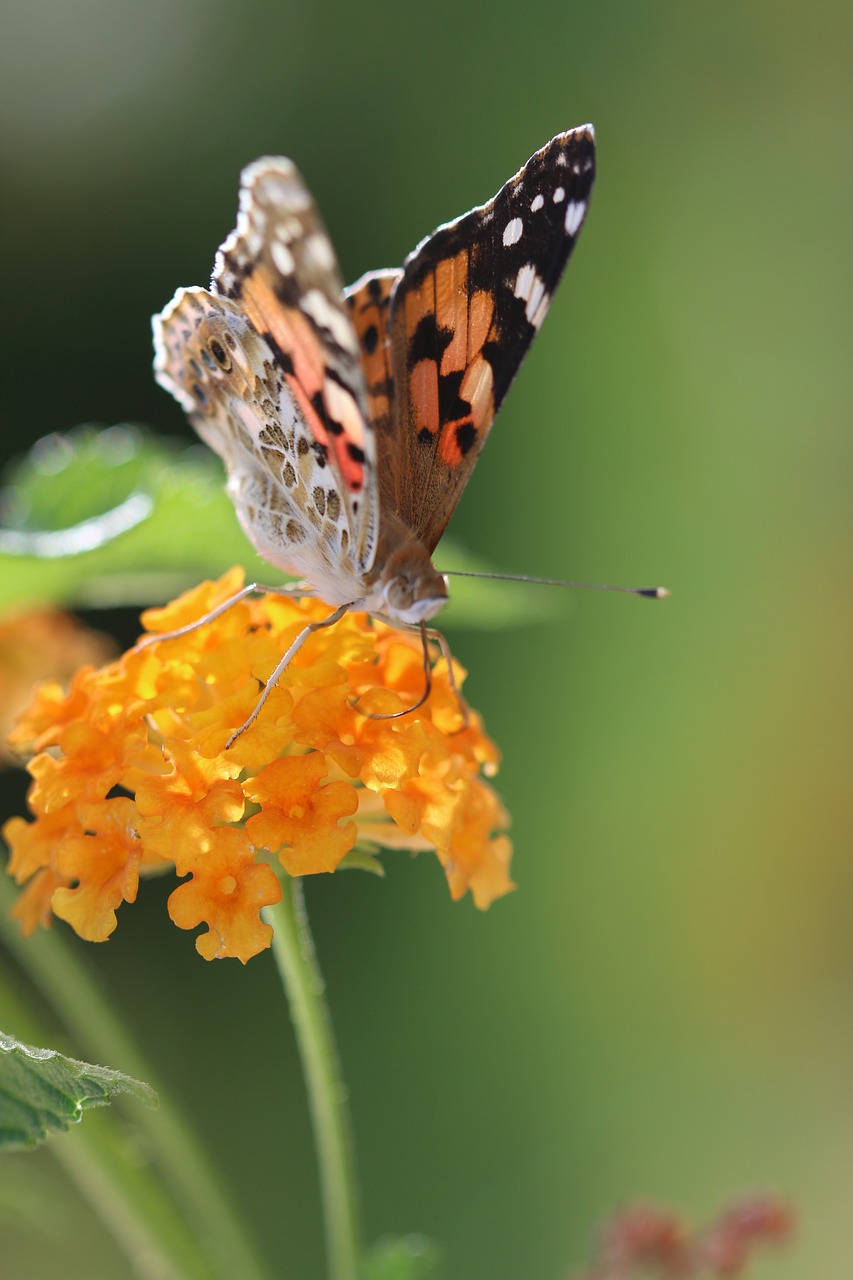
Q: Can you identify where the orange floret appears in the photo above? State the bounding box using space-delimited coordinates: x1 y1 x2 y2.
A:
52 799 144 942
244 753 358 875
167 825 281 963
2 569 513 960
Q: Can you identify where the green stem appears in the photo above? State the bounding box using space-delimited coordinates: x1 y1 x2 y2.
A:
47 1110 205 1280
265 878 361 1280
0 965 206 1280
0 874 272 1280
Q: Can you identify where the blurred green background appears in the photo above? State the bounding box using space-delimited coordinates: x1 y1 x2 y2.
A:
1 0 851 1276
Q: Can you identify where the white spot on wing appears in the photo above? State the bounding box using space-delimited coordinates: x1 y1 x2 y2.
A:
262 171 312 213
503 216 523 247
277 384 302 430
530 193 544 212
271 240 295 275
564 200 586 235
552 186 566 204
302 288 358 353
323 377 367 450
513 263 550 329
305 233 336 272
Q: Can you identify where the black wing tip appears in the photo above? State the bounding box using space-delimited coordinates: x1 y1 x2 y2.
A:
556 124 596 169
558 122 595 143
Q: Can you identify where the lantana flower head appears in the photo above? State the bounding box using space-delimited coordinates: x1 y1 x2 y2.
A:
3 570 513 961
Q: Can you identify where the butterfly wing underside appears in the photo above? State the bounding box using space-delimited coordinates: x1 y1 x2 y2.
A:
382 125 596 553
153 158 379 597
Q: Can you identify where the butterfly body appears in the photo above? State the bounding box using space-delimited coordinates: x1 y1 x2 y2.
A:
153 128 596 630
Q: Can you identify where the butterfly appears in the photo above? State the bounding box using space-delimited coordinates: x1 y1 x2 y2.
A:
152 127 596 735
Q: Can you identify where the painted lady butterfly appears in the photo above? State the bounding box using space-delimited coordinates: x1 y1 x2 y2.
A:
152 127 596 733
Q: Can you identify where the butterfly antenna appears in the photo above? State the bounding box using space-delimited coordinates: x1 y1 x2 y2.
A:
441 570 669 599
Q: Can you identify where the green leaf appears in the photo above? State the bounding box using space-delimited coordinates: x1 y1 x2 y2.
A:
0 425 564 628
0 1029 157 1151
0 425 261 612
360 1235 443 1280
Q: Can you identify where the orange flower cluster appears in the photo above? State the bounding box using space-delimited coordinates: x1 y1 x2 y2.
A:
3 570 513 961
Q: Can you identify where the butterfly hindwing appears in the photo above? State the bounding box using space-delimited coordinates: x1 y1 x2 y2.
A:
385 125 595 553
153 286 365 596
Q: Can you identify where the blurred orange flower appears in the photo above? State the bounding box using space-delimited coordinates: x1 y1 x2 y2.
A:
0 608 114 764
3 570 513 961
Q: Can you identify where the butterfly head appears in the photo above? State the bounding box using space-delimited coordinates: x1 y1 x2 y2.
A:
366 540 448 626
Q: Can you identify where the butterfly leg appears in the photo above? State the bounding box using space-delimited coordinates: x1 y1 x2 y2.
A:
225 601 351 748
424 626 470 730
352 624 470 729
135 581 311 650
352 622 432 721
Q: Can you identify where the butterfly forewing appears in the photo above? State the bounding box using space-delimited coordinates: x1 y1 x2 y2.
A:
385 125 595 553
212 158 379 574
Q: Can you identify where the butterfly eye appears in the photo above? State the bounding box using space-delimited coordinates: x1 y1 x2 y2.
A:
208 337 232 371
385 576 413 612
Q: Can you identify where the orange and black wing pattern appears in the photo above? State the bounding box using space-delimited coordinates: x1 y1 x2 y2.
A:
344 269 402 519
212 157 379 572
385 126 595 554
